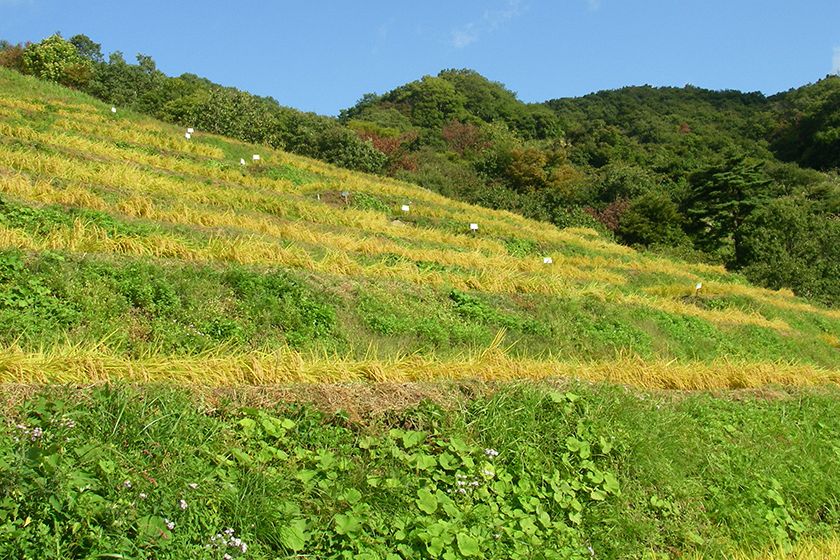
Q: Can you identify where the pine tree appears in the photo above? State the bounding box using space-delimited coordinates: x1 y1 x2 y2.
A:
684 154 773 264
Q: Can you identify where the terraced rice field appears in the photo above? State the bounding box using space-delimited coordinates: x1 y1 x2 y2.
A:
0 69 837 389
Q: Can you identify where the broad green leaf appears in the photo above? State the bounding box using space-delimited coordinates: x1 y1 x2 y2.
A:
538 511 551 528
334 513 361 535
599 436 613 455
428 536 445 557
438 452 458 471
456 532 480 556
279 519 309 552
402 430 426 448
296 469 317 484
342 488 363 505
449 438 471 454
590 488 607 501
417 488 438 514
413 453 437 470
603 472 620 495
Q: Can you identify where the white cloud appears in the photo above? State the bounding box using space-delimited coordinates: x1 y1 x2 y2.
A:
452 25 479 48
833 46 840 75
371 18 396 55
451 0 524 48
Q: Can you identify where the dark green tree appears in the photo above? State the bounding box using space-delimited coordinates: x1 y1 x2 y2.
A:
684 154 774 263
738 198 839 306
68 34 103 63
385 75 467 129
618 191 690 247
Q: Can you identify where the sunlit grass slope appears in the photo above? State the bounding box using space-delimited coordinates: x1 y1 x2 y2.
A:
0 68 838 388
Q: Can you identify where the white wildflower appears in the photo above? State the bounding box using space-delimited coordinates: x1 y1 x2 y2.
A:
178 499 188 510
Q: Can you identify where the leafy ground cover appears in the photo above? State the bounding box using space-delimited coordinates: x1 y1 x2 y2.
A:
1 383 839 559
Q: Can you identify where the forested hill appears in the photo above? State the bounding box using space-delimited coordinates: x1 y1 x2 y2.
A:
545 79 840 175
343 73 839 305
2 34 838 305
545 85 775 172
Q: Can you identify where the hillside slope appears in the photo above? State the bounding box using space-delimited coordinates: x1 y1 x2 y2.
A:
0 68 838 388
4 35 838 304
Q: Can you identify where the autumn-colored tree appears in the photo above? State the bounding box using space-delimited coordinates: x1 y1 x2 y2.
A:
441 121 488 156
0 41 26 72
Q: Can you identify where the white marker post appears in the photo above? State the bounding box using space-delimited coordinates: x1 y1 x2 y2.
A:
184 132 191 140
694 282 703 296
110 107 117 114
252 154 260 161
240 158 246 165
469 223 479 233
543 257 553 265
187 127 194 134
401 204 410 213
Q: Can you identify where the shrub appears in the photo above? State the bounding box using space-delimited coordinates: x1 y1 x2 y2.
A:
21 34 93 88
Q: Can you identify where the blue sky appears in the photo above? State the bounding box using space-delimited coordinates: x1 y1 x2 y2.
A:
2 0 839 115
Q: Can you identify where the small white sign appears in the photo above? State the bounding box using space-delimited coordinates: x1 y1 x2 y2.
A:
240 158 246 165
543 257 553 265
184 132 191 140
110 107 117 113
187 127 194 134
695 282 703 291
401 204 410 213
252 154 260 161
469 223 479 231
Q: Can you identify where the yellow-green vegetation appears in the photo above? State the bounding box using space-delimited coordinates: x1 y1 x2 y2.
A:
0 67 838 389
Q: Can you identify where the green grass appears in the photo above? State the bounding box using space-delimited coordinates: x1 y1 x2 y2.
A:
1 242 837 365
1 384 838 559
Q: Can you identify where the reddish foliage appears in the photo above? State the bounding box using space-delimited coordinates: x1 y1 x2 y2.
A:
441 120 489 156
585 199 631 232
0 43 26 72
355 129 418 173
